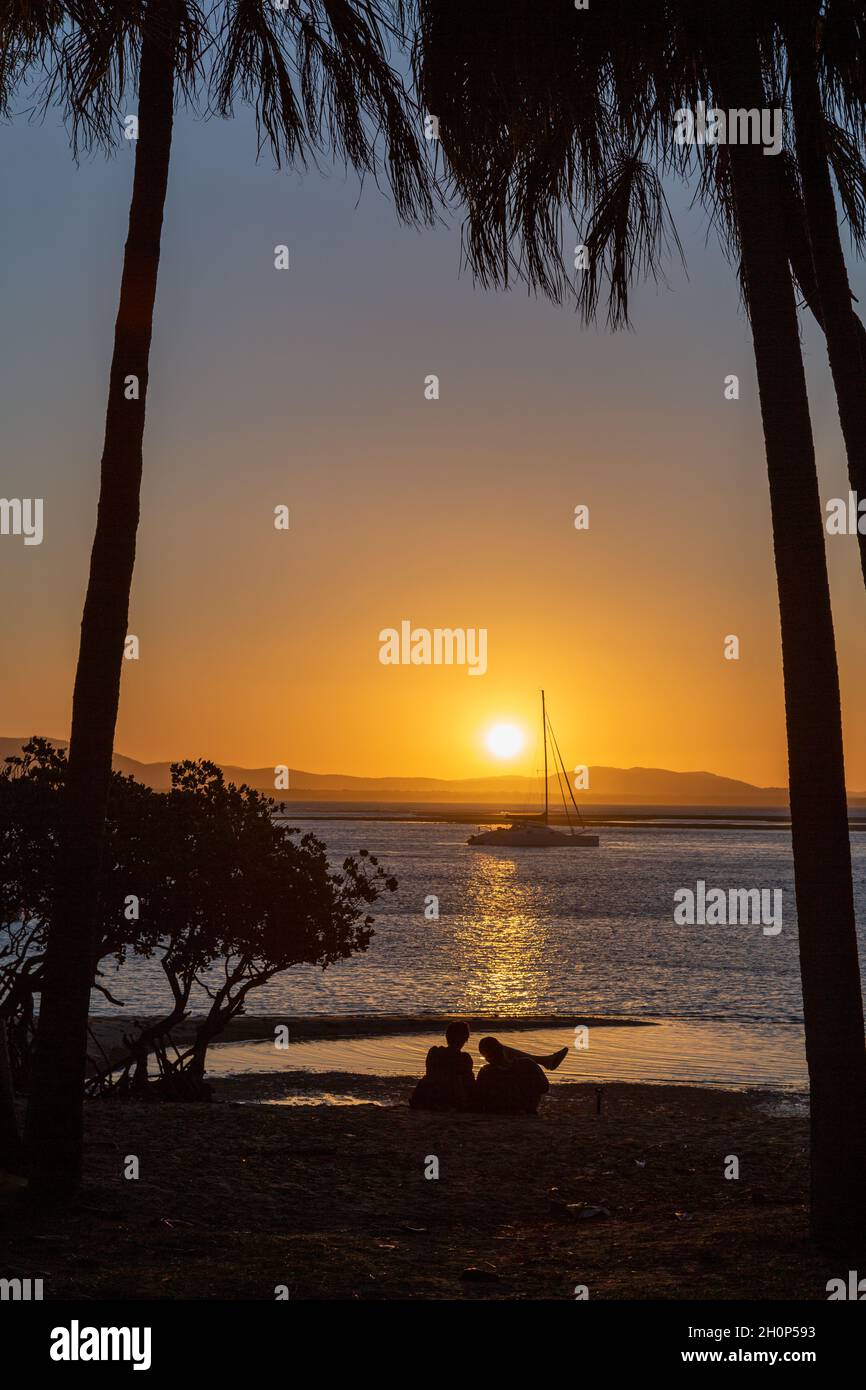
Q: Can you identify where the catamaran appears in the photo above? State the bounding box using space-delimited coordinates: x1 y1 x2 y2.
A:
468 692 599 848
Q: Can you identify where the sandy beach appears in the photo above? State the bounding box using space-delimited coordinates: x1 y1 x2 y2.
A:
2 1012 835 1301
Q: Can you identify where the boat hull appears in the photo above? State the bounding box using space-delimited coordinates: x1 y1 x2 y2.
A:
467 826 599 847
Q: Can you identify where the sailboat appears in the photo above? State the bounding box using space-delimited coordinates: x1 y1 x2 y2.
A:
467 692 599 848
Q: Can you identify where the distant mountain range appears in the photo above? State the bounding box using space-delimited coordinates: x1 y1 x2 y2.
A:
0 734 819 805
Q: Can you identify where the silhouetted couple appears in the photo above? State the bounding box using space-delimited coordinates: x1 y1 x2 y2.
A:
409 1021 567 1115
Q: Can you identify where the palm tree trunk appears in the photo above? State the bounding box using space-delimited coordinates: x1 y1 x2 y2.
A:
24 0 179 1198
714 24 866 1250
782 167 866 375
0 1018 23 1172
788 8 866 589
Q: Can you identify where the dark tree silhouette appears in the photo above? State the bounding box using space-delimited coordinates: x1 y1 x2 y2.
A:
784 0 866 587
0 739 162 1166
0 747 394 1110
412 0 866 1249
712 6 866 1251
0 1 65 114
686 2 866 587
24 0 185 1198
90 761 395 1096
23 0 432 1198
0 1022 20 1172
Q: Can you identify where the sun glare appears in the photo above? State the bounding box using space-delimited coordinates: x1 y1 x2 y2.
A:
485 722 525 760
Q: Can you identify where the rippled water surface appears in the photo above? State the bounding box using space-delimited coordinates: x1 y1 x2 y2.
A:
91 820 866 1025
209 1018 809 1091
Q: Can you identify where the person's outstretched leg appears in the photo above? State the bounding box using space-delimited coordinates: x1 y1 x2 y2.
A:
538 1046 568 1071
503 1044 568 1071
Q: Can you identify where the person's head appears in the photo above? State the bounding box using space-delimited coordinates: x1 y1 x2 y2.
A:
479 1036 506 1066
445 1020 470 1051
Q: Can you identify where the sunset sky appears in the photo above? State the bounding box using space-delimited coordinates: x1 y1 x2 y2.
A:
2 100 865 788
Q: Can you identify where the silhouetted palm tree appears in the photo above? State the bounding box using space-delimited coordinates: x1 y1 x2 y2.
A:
688 3 866 587
783 0 866 587
677 3 866 599
412 0 866 1249
0 1 62 113
712 5 866 1253
0 1021 22 1171
0 0 125 1176
23 0 433 1198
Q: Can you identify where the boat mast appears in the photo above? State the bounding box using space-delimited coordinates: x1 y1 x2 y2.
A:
542 689 548 822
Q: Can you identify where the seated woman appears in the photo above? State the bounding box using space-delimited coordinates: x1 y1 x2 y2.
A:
409 1020 476 1112
474 1036 550 1115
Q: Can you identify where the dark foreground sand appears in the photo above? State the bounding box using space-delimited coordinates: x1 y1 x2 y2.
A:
0 1076 842 1301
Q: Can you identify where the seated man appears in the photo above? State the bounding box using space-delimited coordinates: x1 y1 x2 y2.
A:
474 1036 550 1115
409 1020 476 1112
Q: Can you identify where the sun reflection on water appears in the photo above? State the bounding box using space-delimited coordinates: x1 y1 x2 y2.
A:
455 853 556 1012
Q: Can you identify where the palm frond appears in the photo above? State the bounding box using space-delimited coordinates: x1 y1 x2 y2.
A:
577 148 685 328
0 1 67 117
209 0 433 224
823 109 866 250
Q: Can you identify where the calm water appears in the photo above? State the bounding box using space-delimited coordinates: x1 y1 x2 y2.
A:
92 820 866 1026
208 1019 810 1092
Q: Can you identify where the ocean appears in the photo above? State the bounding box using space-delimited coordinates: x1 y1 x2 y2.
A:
91 817 866 1026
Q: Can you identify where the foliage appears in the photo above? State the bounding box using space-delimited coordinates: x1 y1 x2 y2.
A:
0 741 395 1097
409 0 866 324
0 1 434 221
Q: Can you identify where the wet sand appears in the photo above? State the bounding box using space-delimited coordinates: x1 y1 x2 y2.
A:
86 1012 651 1071
207 1019 808 1093
88 1013 809 1094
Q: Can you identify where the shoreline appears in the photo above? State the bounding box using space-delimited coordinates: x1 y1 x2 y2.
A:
88 1011 655 1067
272 805 866 830
88 1013 808 1096
209 1069 807 1111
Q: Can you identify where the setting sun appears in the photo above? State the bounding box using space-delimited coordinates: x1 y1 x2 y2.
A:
485 722 525 759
